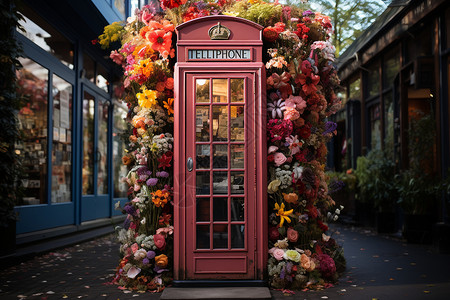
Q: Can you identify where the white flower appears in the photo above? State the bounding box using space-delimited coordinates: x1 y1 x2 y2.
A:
127 266 141 279
293 166 304 180
140 217 146 225
267 99 286 119
333 215 339 221
335 209 341 215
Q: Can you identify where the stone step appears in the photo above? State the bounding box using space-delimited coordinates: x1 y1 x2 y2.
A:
161 287 272 300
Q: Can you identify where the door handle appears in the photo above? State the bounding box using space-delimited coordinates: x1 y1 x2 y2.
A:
187 157 193 172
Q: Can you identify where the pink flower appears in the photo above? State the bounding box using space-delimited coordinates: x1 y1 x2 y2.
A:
273 152 287 166
285 135 301 155
153 234 166 250
156 226 174 237
131 243 139 254
273 248 285 261
287 228 299 242
268 146 279 154
110 50 124 65
285 95 307 114
284 107 300 121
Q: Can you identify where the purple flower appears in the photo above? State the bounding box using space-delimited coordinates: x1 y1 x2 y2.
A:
123 218 131 230
154 266 169 274
143 258 150 265
146 178 158 186
147 250 156 259
280 267 285 279
323 121 337 135
156 171 169 178
124 204 137 216
137 166 151 177
303 10 314 16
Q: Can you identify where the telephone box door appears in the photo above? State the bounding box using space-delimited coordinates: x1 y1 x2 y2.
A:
185 73 256 279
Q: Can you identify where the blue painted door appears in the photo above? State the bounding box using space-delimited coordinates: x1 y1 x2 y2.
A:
80 86 111 221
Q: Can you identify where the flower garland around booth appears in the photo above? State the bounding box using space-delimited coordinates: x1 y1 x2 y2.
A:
98 0 345 292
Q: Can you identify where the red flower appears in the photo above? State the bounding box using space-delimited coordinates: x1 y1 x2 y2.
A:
263 27 279 43
297 124 311 140
153 234 166 250
267 154 275 162
295 23 310 39
269 226 280 241
267 119 293 142
159 213 172 226
317 220 329 232
296 72 320 95
158 152 173 169
160 0 186 10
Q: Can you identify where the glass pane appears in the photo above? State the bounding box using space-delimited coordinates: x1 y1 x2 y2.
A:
196 79 210 103
196 145 210 169
212 106 228 141
213 225 228 249
114 0 126 17
51 75 72 203
231 224 245 248
213 144 227 169
383 48 400 88
97 64 109 92
196 198 210 222
370 104 381 150
83 92 95 195
231 79 244 102
83 54 95 83
230 106 244 141
384 93 394 153
196 106 210 141
231 197 245 221
113 99 128 198
18 6 74 69
15 58 48 206
196 225 210 249
196 172 210 195
213 198 228 221
349 78 360 100
212 79 227 103
231 171 244 194
213 171 228 194
98 101 109 194
231 145 245 169
368 60 380 97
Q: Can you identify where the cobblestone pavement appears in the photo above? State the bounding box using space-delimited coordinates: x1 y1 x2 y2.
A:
1 224 450 299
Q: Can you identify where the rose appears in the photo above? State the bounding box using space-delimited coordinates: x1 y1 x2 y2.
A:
269 226 280 241
131 243 139 254
272 248 285 261
153 234 166 250
284 107 300 121
284 249 301 262
155 254 169 267
283 192 299 204
273 152 287 166
287 228 299 242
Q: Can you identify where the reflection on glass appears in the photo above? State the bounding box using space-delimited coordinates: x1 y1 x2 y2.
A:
97 64 109 93
196 225 210 249
113 99 128 198
84 54 95 83
98 101 109 194
114 0 126 17
213 171 228 194
231 197 245 221
213 224 228 249
231 79 245 102
196 79 210 103
196 198 210 221
212 79 228 103
231 224 245 248
83 92 95 195
230 106 244 141
196 145 210 169
213 198 228 221
18 6 74 68
196 172 210 195
213 144 227 169
213 106 228 141
51 75 72 203
231 145 245 168
15 57 49 205
196 106 210 141
231 171 244 194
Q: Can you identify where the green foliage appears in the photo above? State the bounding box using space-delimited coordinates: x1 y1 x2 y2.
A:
355 149 397 212
310 0 387 56
226 1 283 26
0 0 24 226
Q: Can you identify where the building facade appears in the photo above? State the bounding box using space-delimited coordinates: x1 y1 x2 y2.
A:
12 0 148 248
337 0 450 224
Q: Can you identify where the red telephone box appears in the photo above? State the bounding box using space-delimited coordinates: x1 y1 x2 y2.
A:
174 15 267 282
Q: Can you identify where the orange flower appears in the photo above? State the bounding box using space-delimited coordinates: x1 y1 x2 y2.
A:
146 29 172 55
163 98 174 115
156 81 165 92
152 189 170 207
137 58 153 77
283 192 299 204
155 254 168 268
122 155 133 165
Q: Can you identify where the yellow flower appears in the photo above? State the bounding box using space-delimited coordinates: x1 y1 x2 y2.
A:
163 98 174 115
136 88 157 108
137 58 153 78
274 202 293 227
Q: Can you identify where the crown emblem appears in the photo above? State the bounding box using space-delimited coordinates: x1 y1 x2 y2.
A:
208 22 231 40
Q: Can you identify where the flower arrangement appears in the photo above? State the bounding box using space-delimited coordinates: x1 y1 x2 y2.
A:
99 0 344 292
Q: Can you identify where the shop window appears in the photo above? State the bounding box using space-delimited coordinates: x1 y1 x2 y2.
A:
97 64 109 93
370 103 381 150
15 58 49 206
114 0 126 18
83 54 96 83
83 53 109 93
82 92 95 195
113 97 128 198
349 77 361 100
367 61 380 98
18 6 74 69
98 101 109 194
51 75 73 203
383 92 394 153
383 48 400 89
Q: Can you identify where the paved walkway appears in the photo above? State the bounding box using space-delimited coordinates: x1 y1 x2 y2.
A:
1 224 449 299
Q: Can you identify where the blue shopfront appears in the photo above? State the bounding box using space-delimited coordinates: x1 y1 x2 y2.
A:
13 0 147 245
